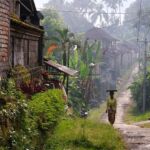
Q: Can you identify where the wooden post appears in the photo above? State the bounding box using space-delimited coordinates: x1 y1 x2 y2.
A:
66 43 70 95
143 38 147 113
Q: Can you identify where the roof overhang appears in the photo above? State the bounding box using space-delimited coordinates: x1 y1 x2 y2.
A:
10 16 44 33
44 60 78 76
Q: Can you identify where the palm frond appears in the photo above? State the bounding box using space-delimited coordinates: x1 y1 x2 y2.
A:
50 36 61 44
55 29 64 38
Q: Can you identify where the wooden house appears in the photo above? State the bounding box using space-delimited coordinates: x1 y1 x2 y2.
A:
0 0 44 77
85 27 117 54
85 27 118 76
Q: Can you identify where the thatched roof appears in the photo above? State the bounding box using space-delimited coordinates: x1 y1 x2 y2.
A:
85 27 118 42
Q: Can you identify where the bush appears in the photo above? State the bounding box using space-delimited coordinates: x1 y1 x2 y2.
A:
0 78 28 149
7 65 46 96
10 65 31 84
0 77 65 149
20 78 46 96
29 89 65 131
129 71 150 112
129 76 143 112
28 89 65 149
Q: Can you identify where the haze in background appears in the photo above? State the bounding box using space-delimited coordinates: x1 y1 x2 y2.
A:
34 0 136 10
34 0 48 9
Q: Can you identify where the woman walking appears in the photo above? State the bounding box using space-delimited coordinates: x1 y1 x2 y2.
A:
106 90 117 125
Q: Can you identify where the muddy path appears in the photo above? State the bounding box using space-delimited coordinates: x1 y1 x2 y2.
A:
102 67 150 150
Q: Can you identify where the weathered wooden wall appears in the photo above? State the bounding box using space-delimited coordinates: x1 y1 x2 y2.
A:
10 30 40 67
0 0 10 76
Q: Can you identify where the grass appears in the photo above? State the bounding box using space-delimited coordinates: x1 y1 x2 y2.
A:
46 118 126 150
88 103 106 122
125 102 150 124
44 89 127 149
45 80 130 150
139 123 150 128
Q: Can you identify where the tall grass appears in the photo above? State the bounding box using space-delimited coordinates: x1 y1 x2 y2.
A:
125 105 150 123
88 103 106 122
46 118 125 150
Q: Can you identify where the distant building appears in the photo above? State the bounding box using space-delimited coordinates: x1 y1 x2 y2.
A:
85 27 118 77
85 27 118 100
116 41 138 74
85 28 138 101
0 0 44 77
86 27 117 52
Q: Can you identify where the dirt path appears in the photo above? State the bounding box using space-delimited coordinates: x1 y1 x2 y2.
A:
103 67 150 150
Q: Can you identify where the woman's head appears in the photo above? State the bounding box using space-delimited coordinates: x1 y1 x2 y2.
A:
107 90 117 99
110 91 114 99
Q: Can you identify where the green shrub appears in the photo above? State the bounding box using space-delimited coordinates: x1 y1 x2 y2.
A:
11 64 31 84
129 71 150 112
0 78 65 150
29 89 65 131
0 78 28 149
27 89 65 149
129 76 143 112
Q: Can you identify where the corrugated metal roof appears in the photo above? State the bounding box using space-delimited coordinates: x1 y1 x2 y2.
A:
44 60 78 76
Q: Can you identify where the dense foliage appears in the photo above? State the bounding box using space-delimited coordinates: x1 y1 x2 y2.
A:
68 40 102 112
10 64 31 84
7 65 46 96
129 68 150 112
0 78 29 149
0 74 124 149
42 8 65 54
0 76 65 150
48 28 76 65
45 24 102 112
27 89 65 149
29 90 65 132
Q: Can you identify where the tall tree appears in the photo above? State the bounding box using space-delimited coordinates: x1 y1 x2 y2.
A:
124 0 150 40
103 0 126 9
43 0 127 32
44 0 93 32
42 8 65 55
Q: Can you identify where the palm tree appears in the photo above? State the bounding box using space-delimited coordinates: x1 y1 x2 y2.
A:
50 28 76 94
50 28 74 66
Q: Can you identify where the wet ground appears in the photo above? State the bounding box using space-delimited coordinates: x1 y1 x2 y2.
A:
102 67 150 150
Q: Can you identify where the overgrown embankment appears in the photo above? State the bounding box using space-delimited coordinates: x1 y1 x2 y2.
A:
0 65 65 150
45 102 126 150
0 65 126 150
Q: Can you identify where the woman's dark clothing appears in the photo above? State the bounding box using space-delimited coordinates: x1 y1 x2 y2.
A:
106 97 117 125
